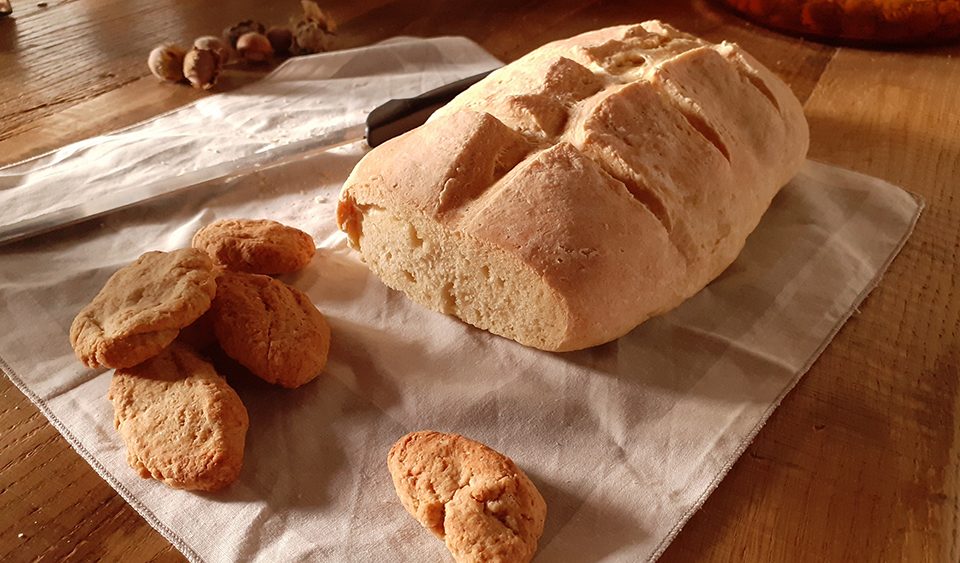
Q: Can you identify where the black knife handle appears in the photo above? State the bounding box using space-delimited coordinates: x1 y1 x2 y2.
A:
364 69 495 148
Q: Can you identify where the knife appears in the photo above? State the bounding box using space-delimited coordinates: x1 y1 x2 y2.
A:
0 69 494 246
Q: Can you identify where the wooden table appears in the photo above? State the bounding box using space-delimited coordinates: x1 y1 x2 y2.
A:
1 1 957 561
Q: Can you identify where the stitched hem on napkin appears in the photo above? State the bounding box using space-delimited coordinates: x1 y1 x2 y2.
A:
0 356 204 563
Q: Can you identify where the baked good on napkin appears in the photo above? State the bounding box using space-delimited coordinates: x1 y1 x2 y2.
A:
209 270 331 388
108 343 248 491
70 248 218 368
337 21 809 351
388 431 547 563
192 218 316 275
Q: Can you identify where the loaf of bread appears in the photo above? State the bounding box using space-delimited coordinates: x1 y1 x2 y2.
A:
337 21 808 351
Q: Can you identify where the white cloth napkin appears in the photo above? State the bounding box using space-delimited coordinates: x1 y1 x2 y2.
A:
0 37 921 562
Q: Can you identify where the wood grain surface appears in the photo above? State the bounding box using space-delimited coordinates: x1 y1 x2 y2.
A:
0 1 957 561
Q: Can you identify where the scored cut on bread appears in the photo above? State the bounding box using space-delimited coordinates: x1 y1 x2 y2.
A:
337 21 809 352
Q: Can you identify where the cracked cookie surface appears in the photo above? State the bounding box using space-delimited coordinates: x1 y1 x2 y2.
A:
387 431 547 563
192 218 315 275
210 270 330 388
70 248 217 369
108 343 249 491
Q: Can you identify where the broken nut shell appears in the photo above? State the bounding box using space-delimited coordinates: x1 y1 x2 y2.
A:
183 47 222 90
194 35 232 65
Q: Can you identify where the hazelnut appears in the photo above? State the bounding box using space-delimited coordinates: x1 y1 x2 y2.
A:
194 35 231 65
147 44 186 82
236 32 273 63
223 20 265 49
266 26 293 56
291 0 337 55
183 47 222 90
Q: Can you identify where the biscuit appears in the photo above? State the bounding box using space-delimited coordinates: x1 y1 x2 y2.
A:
70 249 217 369
210 270 330 388
192 218 315 275
108 343 249 491
387 431 547 563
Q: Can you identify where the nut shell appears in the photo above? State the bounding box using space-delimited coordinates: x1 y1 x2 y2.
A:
183 47 222 90
194 35 232 65
147 44 186 82
291 1 337 55
292 20 335 55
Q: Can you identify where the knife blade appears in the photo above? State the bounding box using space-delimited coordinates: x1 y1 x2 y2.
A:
0 69 494 246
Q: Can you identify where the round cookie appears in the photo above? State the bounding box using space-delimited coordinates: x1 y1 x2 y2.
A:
70 249 217 369
109 343 249 491
192 218 315 275
210 270 330 388
387 431 547 563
